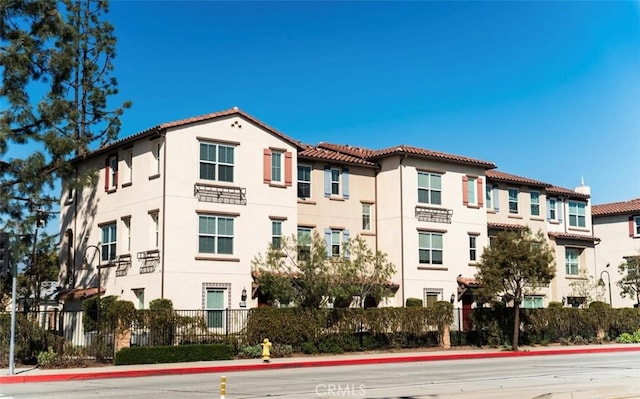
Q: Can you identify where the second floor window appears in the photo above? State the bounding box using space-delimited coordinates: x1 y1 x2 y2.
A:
548 198 557 220
418 172 441 205
467 177 477 205
200 142 234 182
362 203 372 231
101 223 117 262
198 215 234 254
565 248 580 275
634 216 640 237
469 235 477 262
271 151 283 183
418 231 443 265
568 201 586 228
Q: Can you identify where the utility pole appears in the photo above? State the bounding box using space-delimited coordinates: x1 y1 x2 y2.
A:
1 232 17 375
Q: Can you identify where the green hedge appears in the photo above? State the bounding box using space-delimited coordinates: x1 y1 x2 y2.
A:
114 343 233 365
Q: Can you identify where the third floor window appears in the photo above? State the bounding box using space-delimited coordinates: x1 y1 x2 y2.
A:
417 172 442 205
568 201 586 228
199 142 234 183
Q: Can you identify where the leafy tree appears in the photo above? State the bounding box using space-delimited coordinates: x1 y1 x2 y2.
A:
617 256 640 307
251 231 335 308
475 227 555 351
1 0 130 297
569 268 605 308
334 236 396 308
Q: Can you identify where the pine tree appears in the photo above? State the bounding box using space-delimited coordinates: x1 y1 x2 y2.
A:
0 0 130 303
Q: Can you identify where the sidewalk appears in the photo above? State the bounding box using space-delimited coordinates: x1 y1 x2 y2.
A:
2 343 640 384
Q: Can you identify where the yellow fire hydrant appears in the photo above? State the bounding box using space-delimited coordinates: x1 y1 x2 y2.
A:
261 338 272 363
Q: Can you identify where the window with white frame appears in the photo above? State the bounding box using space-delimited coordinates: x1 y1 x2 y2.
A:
206 289 225 328
565 248 580 275
362 203 372 231
330 229 342 257
133 289 144 309
418 231 443 265
150 212 159 248
101 223 117 262
199 142 234 182
635 216 640 237
549 198 557 220
330 168 341 195
271 150 284 183
508 188 519 213
467 177 477 205
568 201 586 228
469 234 477 262
124 149 133 184
486 185 493 209
530 191 540 216
423 288 443 307
271 220 282 249
123 217 131 252
152 141 161 175
198 215 234 254
418 172 442 205
106 154 118 191
523 295 544 309
297 165 311 198
297 227 312 261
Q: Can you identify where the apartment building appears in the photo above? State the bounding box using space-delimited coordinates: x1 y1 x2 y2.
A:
592 198 640 307
59 108 302 314
57 107 602 313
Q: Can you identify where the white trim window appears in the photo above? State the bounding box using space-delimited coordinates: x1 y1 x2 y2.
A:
635 216 640 237
124 149 133 184
330 168 341 195
549 198 557 220
362 203 372 231
297 227 312 261
123 217 131 252
467 177 477 205
154 141 162 175
271 220 282 249
418 232 443 265
206 289 226 329
199 142 235 182
508 188 519 214
150 212 159 248
530 191 540 216
271 150 284 183
568 201 586 228
297 165 311 198
469 235 477 262
198 215 234 254
565 248 580 275
101 223 117 262
523 295 544 309
417 172 442 205
423 288 443 307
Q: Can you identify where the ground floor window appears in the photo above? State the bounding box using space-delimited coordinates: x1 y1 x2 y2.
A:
206 289 226 328
523 295 544 309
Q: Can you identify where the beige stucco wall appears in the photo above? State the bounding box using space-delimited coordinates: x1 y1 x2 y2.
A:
594 214 640 308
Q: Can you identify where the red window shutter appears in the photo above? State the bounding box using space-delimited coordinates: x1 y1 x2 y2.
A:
104 158 110 191
630 216 636 237
462 176 469 206
284 151 292 187
477 177 484 207
263 149 272 184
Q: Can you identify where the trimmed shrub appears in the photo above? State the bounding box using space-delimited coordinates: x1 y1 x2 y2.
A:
115 343 233 365
405 298 423 307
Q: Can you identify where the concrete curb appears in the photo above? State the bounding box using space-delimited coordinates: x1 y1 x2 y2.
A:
3 345 640 384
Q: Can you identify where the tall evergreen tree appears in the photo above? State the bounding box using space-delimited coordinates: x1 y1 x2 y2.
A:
0 0 130 303
475 227 555 351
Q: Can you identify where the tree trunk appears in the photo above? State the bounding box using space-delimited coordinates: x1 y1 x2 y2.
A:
512 303 520 351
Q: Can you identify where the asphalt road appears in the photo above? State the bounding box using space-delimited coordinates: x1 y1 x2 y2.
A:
2 351 640 399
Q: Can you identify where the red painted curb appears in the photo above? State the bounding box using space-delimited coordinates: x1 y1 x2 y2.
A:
2 346 640 384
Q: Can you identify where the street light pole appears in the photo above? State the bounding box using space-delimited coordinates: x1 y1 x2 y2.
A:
84 242 102 333
600 269 612 307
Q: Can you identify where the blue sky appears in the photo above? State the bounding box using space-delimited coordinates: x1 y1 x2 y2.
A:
22 1 640 206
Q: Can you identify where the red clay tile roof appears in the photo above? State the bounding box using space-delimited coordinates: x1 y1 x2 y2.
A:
368 145 496 169
57 287 105 301
548 232 600 242
298 146 378 167
457 275 480 288
592 198 640 216
82 107 303 160
316 142 376 158
486 170 551 188
487 222 525 230
546 186 590 200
